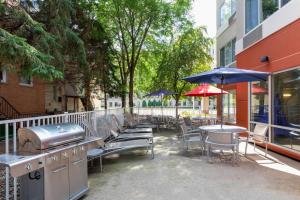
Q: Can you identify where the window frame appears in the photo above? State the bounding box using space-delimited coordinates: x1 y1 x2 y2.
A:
0 69 7 83
244 0 291 34
219 38 236 67
19 75 33 87
218 0 237 28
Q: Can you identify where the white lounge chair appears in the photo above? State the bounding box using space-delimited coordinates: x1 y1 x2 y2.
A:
242 124 269 157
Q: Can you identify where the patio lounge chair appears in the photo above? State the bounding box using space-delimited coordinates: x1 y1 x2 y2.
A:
242 123 269 157
124 112 158 130
83 120 153 143
83 120 154 172
87 139 154 172
205 131 239 164
109 114 153 134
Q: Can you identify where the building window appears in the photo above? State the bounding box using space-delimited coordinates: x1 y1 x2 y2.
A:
245 0 290 33
19 75 33 86
218 0 236 28
109 102 113 107
262 0 279 21
272 68 300 151
0 69 7 83
222 90 236 123
250 81 269 123
220 38 236 66
245 0 260 33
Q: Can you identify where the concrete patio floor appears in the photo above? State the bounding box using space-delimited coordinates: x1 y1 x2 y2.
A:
84 130 300 200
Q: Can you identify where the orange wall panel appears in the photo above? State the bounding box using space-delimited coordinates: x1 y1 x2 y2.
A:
235 19 300 160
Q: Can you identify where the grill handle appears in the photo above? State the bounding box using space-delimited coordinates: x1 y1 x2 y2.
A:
49 136 84 147
52 165 67 173
72 159 84 166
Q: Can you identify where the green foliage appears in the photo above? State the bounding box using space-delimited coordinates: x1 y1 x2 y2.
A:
0 28 63 80
96 0 193 107
154 27 212 100
0 2 63 80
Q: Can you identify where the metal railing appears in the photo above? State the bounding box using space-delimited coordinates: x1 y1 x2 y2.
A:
130 106 218 118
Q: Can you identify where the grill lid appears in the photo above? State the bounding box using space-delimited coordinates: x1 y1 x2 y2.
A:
18 123 85 153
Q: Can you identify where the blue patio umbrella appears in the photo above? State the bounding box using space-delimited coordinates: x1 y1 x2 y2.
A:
182 67 270 125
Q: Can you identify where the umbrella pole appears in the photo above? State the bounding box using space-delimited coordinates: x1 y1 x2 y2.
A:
221 77 224 128
204 94 207 119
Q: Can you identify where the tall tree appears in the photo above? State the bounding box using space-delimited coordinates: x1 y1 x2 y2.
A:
154 27 212 118
0 1 63 80
96 0 192 109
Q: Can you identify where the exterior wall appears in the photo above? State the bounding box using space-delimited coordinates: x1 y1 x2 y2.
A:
236 18 300 160
45 84 64 113
236 0 299 54
0 72 45 114
45 83 85 113
216 0 238 67
217 0 300 159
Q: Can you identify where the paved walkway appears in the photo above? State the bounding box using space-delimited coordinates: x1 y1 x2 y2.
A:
84 130 300 200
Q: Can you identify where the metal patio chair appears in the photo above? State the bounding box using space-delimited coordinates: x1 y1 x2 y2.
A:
178 118 203 152
205 131 239 164
242 123 269 157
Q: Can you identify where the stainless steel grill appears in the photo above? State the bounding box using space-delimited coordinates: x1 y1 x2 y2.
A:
0 123 103 200
18 124 85 153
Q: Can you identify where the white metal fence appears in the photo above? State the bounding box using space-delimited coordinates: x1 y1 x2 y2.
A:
131 107 218 118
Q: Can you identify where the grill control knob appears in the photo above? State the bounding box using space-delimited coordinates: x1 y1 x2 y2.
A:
51 156 57 161
25 163 32 171
80 146 85 151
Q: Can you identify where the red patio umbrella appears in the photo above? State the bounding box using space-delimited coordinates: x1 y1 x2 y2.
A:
184 84 228 117
252 84 267 94
184 83 228 97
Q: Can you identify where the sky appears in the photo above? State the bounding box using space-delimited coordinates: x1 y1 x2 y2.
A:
190 0 216 38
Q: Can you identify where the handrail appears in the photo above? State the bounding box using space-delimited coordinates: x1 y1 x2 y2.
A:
0 96 44 120
0 96 20 119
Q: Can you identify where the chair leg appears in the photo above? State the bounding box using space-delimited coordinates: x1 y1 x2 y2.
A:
187 142 189 150
245 138 249 157
254 141 256 152
151 144 154 159
99 156 103 173
207 145 212 163
265 143 268 157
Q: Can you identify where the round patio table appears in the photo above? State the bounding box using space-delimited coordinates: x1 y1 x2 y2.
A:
198 124 247 133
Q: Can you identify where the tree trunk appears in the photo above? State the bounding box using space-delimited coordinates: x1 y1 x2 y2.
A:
104 92 107 110
121 93 126 108
84 82 94 111
175 95 180 119
128 67 135 114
